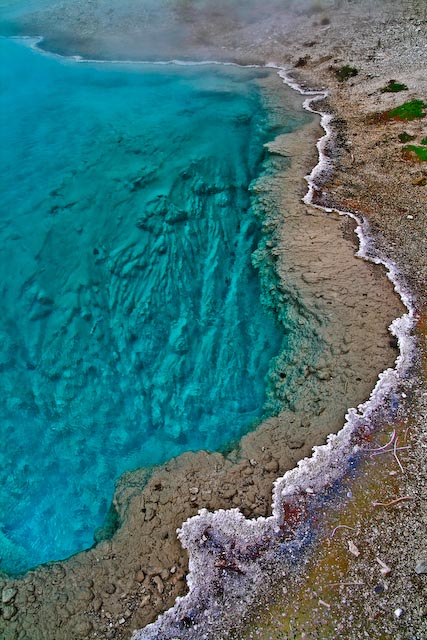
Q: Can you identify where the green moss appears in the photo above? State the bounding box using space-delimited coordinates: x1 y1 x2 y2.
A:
380 79 408 93
335 65 358 82
398 132 415 143
402 145 427 162
421 137 427 145
387 100 427 121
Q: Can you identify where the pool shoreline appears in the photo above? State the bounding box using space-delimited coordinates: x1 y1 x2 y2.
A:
0 34 406 639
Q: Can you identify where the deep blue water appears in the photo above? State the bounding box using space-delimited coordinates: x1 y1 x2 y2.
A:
0 38 312 574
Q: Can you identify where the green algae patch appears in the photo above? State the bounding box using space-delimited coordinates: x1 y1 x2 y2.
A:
380 79 408 93
402 145 427 162
421 137 427 145
385 99 426 121
398 131 415 143
335 65 358 82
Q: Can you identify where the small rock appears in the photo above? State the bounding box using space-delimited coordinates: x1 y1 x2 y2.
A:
412 175 427 186
2 587 17 604
118 617 126 625
288 437 304 449
415 558 427 574
376 557 392 576
221 487 236 499
105 583 116 594
249 459 257 466
348 540 360 557
265 459 279 473
135 570 146 583
92 598 103 613
189 487 199 495
394 608 404 618
153 575 164 594
406 214 414 220
2 604 17 620
74 620 93 636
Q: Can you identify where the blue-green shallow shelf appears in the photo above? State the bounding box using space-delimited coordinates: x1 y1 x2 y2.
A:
0 38 307 574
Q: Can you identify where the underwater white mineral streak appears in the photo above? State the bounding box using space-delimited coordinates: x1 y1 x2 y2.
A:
132 69 416 640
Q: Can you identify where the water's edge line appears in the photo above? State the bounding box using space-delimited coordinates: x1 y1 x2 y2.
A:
268 64 416 520
6 34 417 637
135 61 417 639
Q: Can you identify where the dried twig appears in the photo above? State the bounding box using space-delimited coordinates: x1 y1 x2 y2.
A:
318 599 331 609
393 436 405 472
376 557 392 576
368 430 396 452
330 524 357 538
372 496 413 507
368 429 410 472
326 581 364 588
371 445 410 457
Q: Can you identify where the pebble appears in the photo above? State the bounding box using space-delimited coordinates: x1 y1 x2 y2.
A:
348 540 360 557
2 587 17 604
2 604 17 620
153 575 164 594
105 583 116 594
265 459 279 473
394 608 404 618
415 558 427 574
135 570 146 583
92 598 103 613
74 620 93 636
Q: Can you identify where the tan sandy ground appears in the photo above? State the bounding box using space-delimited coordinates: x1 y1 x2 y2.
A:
0 1 426 639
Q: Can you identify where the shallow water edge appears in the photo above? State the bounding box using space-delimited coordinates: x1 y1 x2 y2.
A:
2 35 303 574
131 72 416 640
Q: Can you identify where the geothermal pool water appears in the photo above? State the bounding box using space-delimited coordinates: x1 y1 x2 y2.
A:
0 37 312 574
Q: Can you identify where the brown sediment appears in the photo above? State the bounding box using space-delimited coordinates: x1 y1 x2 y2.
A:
2 2 425 639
